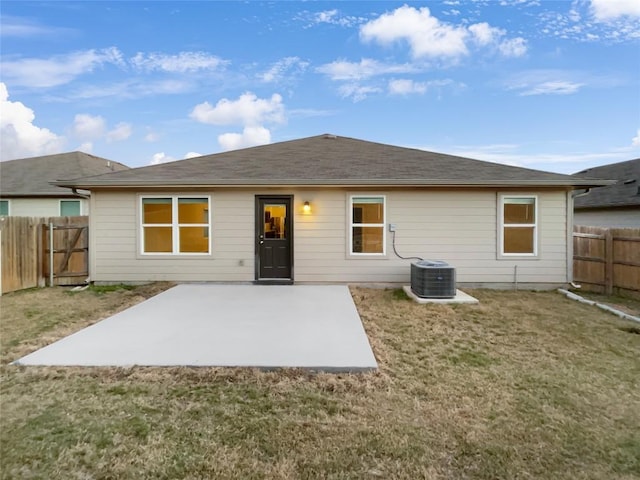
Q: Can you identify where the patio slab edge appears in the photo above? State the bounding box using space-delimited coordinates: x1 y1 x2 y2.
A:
403 286 479 304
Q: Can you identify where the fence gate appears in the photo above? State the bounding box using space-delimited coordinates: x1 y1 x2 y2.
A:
0 216 42 294
42 216 89 287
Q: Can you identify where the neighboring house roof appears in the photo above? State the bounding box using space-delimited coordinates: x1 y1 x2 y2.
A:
1 151 129 197
573 158 640 209
54 134 610 189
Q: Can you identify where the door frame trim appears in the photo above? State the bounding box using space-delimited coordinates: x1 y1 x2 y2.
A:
254 194 294 284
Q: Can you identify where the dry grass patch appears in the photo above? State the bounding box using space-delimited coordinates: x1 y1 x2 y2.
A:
573 290 640 317
1 285 639 479
0 283 172 364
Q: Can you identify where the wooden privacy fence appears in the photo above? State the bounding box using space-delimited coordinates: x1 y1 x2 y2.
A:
573 226 640 296
0 216 88 295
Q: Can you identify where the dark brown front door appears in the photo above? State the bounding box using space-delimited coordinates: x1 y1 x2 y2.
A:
256 196 293 282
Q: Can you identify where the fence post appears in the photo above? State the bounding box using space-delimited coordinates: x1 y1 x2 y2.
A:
37 222 44 287
49 222 54 287
604 228 613 295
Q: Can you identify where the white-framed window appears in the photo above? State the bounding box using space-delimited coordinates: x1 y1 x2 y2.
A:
499 195 538 257
60 200 81 216
0 200 9 216
140 196 211 255
349 195 386 255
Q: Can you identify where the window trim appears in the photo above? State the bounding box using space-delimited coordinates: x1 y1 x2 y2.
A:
59 199 82 216
498 194 538 258
348 194 386 257
139 195 212 256
0 199 10 216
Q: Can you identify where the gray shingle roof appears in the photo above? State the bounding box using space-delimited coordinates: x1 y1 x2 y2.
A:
573 158 640 209
1 151 129 197
54 135 610 188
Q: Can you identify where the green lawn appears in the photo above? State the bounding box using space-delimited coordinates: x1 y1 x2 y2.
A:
1 286 639 479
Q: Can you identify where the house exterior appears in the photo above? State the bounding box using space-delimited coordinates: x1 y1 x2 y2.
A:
573 158 640 228
0 152 129 217
55 135 608 288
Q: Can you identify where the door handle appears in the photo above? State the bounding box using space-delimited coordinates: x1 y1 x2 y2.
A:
259 240 264 245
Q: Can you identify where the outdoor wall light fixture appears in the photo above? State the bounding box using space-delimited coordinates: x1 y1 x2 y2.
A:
303 201 311 214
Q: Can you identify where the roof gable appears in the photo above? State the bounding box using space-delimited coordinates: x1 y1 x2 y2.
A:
54 135 609 188
1 152 129 196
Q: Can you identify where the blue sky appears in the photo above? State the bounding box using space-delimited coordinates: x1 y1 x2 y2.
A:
1 0 639 173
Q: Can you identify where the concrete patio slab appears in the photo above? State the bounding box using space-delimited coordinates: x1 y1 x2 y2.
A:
403 286 479 304
14 285 378 372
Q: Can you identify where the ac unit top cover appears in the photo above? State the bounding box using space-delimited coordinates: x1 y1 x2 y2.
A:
413 260 450 268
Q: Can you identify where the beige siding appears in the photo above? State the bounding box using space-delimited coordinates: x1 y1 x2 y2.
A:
91 188 569 285
294 190 568 284
574 208 640 228
2 198 88 217
91 190 254 282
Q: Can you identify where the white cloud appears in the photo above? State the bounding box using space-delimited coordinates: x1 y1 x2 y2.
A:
190 92 285 126
300 9 366 28
0 82 64 160
149 151 203 165
191 93 284 151
360 5 469 60
55 79 194 102
218 126 271 151
77 142 93 154
289 108 337 118
130 52 226 72
0 16 75 37
591 0 640 21
72 114 132 144
338 83 382 102
388 78 456 95
469 23 527 57
150 152 175 165
505 70 596 96
1 47 124 88
418 142 632 173
316 9 341 24
520 80 584 96
316 58 418 81
259 57 309 83
319 9 338 20
72 114 106 140
469 22 503 46
569 8 581 22
359 6 528 62
498 37 528 57
388 79 427 95
144 130 160 142
538 4 640 42
499 0 540 5
632 129 640 147
106 122 132 143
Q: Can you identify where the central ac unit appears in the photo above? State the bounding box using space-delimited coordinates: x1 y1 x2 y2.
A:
411 260 456 298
